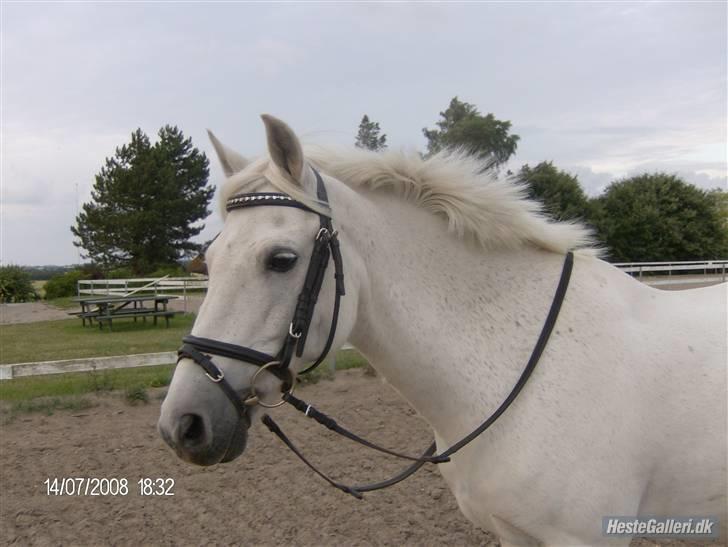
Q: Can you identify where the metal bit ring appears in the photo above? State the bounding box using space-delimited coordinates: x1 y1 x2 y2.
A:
244 361 295 408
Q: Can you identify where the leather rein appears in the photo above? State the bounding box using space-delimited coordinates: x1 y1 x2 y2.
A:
178 167 575 499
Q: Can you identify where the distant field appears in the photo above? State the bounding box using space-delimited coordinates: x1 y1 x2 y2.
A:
31 280 47 298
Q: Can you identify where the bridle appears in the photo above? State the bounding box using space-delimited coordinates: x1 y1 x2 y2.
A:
177 166 575 499
178 167 345 411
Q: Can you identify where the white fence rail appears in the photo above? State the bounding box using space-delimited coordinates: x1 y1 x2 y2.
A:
0 352 177 380
613 260 727 285
78 276 208 298
0 346 355 381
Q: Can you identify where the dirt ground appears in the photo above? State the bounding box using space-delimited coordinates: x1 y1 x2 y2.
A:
1 370 500 546
0 303 71 325
2 372 716 547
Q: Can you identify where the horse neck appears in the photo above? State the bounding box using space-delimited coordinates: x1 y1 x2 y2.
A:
332 184 573 440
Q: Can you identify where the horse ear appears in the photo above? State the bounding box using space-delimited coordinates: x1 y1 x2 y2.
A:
261 114 304 183
207 130 249 177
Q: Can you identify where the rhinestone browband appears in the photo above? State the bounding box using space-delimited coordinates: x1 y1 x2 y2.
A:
226 192 321 215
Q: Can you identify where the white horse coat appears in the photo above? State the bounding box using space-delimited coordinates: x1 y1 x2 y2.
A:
159 115 727 546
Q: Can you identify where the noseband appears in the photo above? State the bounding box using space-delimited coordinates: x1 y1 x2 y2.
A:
178 167 345 412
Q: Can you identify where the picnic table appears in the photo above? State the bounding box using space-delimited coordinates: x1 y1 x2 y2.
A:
70 295 180 330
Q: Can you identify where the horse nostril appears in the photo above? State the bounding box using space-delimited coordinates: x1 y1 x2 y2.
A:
179 413 206 448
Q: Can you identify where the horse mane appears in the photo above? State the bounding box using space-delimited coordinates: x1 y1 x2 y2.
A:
221 147 599 256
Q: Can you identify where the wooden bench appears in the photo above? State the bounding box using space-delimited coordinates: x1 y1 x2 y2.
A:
70 295 180 329
68 310 103 327
95 310 179 331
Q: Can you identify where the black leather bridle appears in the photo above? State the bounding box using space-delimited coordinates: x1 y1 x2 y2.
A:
178 168 345 414
177 166 575 499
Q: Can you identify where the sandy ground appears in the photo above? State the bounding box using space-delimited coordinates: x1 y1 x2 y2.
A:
1 371 716 547
0 303 71 325
1 370 498 546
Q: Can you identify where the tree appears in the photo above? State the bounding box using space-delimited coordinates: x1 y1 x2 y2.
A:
72 126 213 274
591 173 728 262
518 162 591 222
0 265 38 303
423 97 520 166
355 115 387 151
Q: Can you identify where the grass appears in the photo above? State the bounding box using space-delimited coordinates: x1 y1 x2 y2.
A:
0 364 175 401
0 315 196 364
8 396 96 416
124 384 150 405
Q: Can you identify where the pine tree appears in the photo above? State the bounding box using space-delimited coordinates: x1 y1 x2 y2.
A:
71 127 213 274
355 115 388 151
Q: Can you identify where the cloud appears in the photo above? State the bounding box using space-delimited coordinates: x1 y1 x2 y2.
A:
1 2 725 264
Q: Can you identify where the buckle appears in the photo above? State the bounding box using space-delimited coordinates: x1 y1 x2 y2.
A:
205 369 224 383
289 322 302 339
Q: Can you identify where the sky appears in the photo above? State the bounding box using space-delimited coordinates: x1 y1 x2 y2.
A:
1 1 726 266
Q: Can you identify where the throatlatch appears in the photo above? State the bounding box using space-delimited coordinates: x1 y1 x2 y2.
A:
178 165 575 499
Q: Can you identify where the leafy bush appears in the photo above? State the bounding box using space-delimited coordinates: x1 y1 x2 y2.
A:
44 270 87 300
0 265 38 303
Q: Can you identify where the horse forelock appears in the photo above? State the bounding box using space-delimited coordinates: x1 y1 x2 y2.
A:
220 146 601 256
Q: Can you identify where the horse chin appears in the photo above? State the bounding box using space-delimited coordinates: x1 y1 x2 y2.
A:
219 422 249 463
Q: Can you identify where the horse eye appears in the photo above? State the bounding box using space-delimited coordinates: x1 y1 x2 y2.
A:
268 251 298 272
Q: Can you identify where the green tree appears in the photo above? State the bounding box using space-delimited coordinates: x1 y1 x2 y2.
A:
0 265 38 302
72 126 213 274
355 115 387 151
423 97 520 166
518 162 590 221
591 173 728 262
43 269 88 300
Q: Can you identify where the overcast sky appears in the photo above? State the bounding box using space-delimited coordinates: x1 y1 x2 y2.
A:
2 1 726 266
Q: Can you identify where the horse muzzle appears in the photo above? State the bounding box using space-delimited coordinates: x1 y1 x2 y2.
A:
158 397 252 466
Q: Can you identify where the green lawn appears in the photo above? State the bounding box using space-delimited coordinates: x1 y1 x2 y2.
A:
0 315 196 364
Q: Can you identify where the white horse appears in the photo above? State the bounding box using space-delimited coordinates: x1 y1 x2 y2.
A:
158 115 727 546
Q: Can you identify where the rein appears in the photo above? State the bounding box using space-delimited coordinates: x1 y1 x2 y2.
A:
178 168 575 499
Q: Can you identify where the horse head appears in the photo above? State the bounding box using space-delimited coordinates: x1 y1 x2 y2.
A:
158 115 357 465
